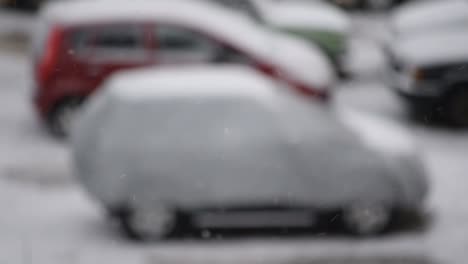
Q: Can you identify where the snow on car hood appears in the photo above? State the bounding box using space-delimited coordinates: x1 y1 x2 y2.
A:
391 0 468 36
390 29 468 66
337 107 416 156
253 0 351 34
269 33 336 90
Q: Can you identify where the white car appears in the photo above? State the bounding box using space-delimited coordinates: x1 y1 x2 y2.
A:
72 65 428 240
390 0 468 38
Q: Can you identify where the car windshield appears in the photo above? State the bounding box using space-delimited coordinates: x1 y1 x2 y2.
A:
2 0 468 263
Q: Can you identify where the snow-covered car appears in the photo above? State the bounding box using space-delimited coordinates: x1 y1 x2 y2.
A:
32 0 334 137
72 65 428 240
390 0 468 38
387 29 468 125
209 0 351 76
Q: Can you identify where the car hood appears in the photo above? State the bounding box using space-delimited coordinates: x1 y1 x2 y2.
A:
336 107 417 156
389 29 468 66
391 0 468 37
254 0 351 34
268 33 336 90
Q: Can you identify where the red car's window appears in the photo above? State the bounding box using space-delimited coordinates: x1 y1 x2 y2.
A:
93 24 145 50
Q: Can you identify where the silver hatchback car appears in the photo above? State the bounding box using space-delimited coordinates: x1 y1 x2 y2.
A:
72 66 428 240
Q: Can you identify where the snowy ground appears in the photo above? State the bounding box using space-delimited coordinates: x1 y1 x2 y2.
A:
1 11 468 264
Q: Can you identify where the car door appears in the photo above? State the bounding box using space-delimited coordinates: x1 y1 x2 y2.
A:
72 23 153 94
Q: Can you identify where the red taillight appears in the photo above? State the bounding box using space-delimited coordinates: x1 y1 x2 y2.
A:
255 62 330 102
36 26 64 85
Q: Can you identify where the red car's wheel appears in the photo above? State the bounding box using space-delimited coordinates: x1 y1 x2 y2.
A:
47 97 83 138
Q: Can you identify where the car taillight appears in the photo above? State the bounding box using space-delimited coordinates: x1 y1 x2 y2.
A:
36 26 64 86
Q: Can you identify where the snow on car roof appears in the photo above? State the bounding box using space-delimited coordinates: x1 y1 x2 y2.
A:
252 0 351 34
42 0 242 24
392 29 468 65
41 0 272 58
391 0 468 35
106 65 279 103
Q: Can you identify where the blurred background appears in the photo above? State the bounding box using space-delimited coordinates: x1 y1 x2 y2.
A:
0 0 467 263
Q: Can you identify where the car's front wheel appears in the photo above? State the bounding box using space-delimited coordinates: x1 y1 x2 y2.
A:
343 202 391 236
118 204 175 241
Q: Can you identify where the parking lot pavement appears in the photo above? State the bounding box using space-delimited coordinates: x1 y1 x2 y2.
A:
0 13 468 264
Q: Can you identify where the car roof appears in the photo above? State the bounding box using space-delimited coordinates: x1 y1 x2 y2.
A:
252 0 351 34
391 0 468 35
392 28 468 66
41 0 241 24
106 65 279 104
40 0 272 58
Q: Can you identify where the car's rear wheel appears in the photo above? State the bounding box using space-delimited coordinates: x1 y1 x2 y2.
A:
446 88 468 127
118 204 175 241
48 97 83 138
343 202 391 236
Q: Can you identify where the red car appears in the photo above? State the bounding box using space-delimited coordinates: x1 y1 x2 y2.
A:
32 0 335 137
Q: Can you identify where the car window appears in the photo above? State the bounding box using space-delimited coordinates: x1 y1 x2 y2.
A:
86 24 148 62
155 24 253 64
94 25 145 50
69 28 93 55
155 25 217 54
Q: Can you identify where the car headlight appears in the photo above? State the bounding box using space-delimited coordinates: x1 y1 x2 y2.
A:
410 68 424 81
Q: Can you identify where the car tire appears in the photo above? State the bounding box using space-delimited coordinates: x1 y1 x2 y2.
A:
446 88 468 127
118 204 175 241
343 202 391 236
47 97 83 138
